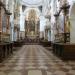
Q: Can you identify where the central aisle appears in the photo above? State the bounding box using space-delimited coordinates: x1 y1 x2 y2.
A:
0 45 75 75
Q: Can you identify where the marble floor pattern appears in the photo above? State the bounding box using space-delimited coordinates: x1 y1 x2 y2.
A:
0 45 75 75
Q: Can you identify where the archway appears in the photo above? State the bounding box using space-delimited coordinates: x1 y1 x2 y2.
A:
69 3 75 43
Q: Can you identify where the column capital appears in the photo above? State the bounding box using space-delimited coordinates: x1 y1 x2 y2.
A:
60 3 70 15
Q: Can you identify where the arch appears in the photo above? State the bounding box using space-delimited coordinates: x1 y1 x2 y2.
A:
24 7 41 17
69 2 75 43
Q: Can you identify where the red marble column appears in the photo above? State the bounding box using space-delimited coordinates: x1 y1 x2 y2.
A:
0 7 2 33
6 15 10 34
0 7 2 42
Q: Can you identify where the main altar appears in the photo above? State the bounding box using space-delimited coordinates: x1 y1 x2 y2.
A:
25 9 40 43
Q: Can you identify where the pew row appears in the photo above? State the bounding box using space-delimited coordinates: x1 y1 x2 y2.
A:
40 41 51 47
52 43 75 60
13 40 25 47
0 42 13 62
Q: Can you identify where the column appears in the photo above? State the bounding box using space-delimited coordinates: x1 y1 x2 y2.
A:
0 7 2 42
6 15 10 34
60 1 70 43
54 13 59 42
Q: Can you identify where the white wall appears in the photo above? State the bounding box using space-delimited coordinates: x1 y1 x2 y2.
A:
9 0 15 41
48 30 51 41
50 0 56 42
70 18 75 43
20 6 25 31
70 2 75 43
40 16 46 31
14 31 18 41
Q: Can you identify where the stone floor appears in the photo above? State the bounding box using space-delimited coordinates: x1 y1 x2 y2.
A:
0 45 75 75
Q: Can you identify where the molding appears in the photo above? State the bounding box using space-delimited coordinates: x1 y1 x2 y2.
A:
38 6 42 12
60 3 70 10
22 5 27 12
0 1 12 15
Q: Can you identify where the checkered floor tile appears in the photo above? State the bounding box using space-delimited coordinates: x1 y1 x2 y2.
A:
0 45 75 75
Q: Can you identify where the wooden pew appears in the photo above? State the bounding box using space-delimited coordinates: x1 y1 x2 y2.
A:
40 41 51 47
13 41 22 47
0 44 5 61
0 42 13 62
52 43 75 60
